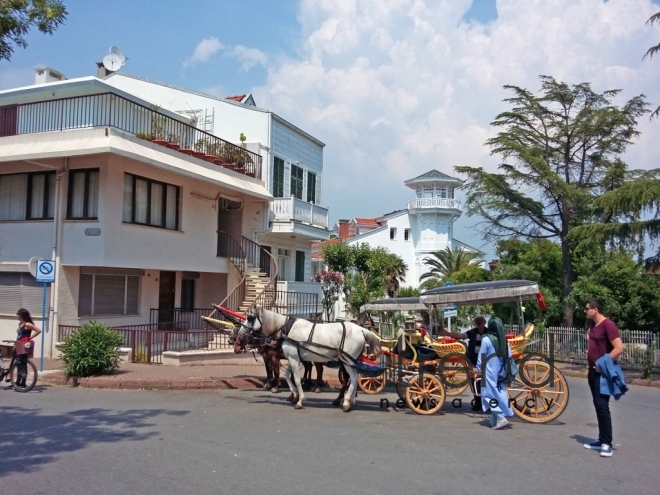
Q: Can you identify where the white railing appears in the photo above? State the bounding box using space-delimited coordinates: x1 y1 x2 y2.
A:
505 325 660 370
277 281 323 298
270 197 329 229
407 198 461 210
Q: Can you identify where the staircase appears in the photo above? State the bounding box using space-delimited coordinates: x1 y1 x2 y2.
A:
239 265 272 314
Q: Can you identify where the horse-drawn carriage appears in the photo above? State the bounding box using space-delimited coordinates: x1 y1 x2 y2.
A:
357 280 569 423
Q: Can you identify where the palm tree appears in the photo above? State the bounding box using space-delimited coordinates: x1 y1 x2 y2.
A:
383 254 408 298
420 246 481 282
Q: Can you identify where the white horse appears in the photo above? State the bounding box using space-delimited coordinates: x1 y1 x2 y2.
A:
239 307 381 412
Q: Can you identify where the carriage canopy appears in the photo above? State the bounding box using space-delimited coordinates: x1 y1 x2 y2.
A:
360 280 542 313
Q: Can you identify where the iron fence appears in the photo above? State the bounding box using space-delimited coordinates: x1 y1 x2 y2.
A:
0 93 262 179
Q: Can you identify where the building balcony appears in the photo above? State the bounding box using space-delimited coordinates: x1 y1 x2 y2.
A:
0 92 262 180
270 197 329 230
407 198 461 211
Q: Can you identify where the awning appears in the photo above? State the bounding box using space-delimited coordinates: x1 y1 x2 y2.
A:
360 297 429 312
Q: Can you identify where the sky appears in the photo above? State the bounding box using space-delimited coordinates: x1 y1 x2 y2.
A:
1 0 659 262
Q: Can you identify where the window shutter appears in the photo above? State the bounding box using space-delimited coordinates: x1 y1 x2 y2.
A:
21 275 51 317
0 273 22 314
283 161 291 198
78 274 93 316
126 276 139 314
0 273 50 317
93 275 127 315
315 174 322 205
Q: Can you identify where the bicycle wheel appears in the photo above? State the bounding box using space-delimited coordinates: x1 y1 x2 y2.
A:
10 358 38 392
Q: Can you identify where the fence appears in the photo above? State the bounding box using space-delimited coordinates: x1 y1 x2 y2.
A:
58 321 233 364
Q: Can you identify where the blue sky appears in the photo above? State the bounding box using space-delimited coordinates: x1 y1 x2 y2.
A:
2 0 660 262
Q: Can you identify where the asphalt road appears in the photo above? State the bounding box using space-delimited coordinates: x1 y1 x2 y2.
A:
1 377 659 495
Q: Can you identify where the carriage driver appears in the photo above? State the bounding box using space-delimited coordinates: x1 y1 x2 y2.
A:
438 315 488 410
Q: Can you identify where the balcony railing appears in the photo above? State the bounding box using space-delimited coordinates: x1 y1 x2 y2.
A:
270 197 329 229
407 198 461 210
0 93 262 180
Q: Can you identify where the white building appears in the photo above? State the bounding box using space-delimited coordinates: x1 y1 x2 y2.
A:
102 73 331 296
315 170 484 289
0 67 329 357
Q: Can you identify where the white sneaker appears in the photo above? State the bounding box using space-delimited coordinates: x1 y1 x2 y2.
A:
600 444 613 457
492 417 509 430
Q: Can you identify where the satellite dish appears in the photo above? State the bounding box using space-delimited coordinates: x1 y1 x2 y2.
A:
103 53 123 72
28 256 45 279
109 46 126 63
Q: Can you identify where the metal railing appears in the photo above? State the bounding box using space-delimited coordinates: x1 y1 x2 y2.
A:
58 322 231 364
0 93 262 179
243 235 278 312
216 231 247 313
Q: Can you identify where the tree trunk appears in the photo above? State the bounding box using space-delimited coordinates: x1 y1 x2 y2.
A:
561 238 574 327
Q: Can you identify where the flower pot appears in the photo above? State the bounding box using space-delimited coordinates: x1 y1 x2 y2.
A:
180 148 194 155
192 151 205 159
153 139 168 146
166 142 180 150
204 154 216 163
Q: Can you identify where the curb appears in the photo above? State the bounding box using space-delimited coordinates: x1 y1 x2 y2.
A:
40 373 344 391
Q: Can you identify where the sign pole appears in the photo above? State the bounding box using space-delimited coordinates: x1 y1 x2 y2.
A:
40 282 47 372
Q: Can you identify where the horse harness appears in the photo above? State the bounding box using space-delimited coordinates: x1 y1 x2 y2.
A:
279 315 349 363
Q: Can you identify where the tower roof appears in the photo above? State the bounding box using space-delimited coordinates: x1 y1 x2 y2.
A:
404 169 464 189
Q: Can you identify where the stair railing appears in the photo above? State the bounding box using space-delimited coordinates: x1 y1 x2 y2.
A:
214 231 247 316
241 235 278 311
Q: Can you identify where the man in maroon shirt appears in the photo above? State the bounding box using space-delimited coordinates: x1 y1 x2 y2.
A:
583 299 624 457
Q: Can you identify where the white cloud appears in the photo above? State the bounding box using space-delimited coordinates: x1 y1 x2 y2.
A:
231 45 268 71
184 37 224 67
251 0 660 254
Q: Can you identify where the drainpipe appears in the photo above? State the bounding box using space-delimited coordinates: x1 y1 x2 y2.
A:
50 157 68 358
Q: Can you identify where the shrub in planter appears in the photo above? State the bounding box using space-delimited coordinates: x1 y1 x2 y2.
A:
60 322 124 379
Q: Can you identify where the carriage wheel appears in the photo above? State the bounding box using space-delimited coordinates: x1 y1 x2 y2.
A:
405 373 446 415
440 357 470 397
358 374 386 394
508 360 570 423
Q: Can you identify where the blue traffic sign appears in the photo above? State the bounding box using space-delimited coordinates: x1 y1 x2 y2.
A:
35 260 55 283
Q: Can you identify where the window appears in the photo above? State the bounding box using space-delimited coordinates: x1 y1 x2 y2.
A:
0 172 55 221
0 272 51 316
437 187 447 199
68 169 99 219
307 172 316 204
404 228 410 241
273 157 285 198
78 272 140 316
390 227 397 240
295 251 305 282
122 173 179 230
290 165 303 200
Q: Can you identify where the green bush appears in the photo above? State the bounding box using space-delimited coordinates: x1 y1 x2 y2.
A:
60 322 124 378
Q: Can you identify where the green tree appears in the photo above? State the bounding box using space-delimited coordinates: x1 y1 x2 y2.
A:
455 76 649 326
0 0 67 61
419 246 481 283
645 11 660 117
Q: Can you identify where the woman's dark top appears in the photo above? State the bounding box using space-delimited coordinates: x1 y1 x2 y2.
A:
17 324 31 340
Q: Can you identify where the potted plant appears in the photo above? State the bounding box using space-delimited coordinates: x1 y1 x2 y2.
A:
165 133 180 150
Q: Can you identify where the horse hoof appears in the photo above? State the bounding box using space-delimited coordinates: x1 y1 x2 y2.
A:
294 403 303 410
262 383 272 390
287 393 295 402
332 398 341 406
271 387 279 394
342 403 352 412
313 387 321 393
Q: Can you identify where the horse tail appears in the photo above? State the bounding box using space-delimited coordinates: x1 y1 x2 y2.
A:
361 328 381 356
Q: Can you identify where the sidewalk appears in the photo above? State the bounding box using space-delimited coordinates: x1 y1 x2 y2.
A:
39 356 660 391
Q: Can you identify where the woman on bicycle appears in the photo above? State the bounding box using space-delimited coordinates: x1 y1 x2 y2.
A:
15 308 40 388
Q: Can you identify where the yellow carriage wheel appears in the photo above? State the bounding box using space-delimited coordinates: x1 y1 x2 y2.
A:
358 374 386 394
405 373 446 415
440 357 471 396
508 359 570 423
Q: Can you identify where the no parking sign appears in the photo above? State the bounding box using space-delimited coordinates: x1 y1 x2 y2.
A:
32 260 55 372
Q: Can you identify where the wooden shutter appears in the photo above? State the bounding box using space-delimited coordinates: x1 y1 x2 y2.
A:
315 174 322 205
283 161 291 198
0 105 18 137
295 251 305 282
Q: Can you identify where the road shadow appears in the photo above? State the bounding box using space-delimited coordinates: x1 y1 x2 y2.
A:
246 392 391 413
570 434 596 445
0 406 189 477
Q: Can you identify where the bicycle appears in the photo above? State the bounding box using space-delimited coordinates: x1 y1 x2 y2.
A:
0 340 38 392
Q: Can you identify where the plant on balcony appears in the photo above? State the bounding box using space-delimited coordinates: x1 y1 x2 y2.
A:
135 131 154 141
165 133 180 150
313 270 344 322
149 104 168 145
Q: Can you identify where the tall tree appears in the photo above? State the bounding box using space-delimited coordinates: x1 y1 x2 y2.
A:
645 11 660 117
419 246 481 282
455 76 648 326
0 0 67 61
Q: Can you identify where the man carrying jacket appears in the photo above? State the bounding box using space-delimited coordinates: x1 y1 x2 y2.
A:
583 299 624 458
